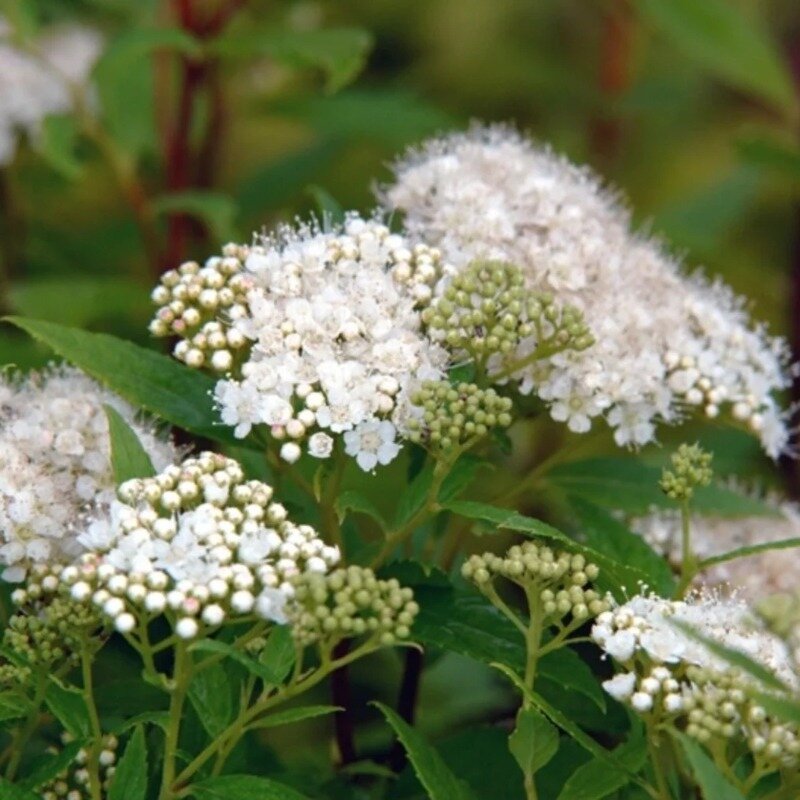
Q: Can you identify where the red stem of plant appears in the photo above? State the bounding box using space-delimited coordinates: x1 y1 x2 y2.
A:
389 648 424 772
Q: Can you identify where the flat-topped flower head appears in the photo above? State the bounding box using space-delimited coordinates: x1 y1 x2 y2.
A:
383 125 793 456
0 18 102 164
24 452 340 639
0 366 178 582
150 215 449 470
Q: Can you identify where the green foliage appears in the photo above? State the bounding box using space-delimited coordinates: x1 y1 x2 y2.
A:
108 727 148 800
508 708 559 778
673 733 746 800
103 404 156 483
188 775 311 800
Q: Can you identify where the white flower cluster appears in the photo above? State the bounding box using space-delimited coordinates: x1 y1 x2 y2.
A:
150 215 449 470
26 452 339 639
0 366 177 583
41 732 118 800
593 594 799 766
0 18 102 165
383 126 793 455
629 496 800 601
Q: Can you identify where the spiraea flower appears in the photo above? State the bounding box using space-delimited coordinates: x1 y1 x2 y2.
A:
382 126 793 456
593 593 799 768
22 452 340 640
40 732 118 800
0 366 178 583
0 17 102 164
629 495 800 601
150 215 449 470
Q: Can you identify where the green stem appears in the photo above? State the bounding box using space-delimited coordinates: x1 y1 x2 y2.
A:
321 448 347 557
520 596 545 800
675 501 697 598
4 671 47 780
80 644 104 800
159 642 192 800
646 727 672 800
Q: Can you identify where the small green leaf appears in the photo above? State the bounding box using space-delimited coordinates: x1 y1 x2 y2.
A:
152 192 238 244
372 702 476 800
36 115 82 179
189 639 283 685
188 774 310 800
0 778 39 800
335 490 387 531
306 185 345 225
109 711 169 735
45 680 91 739
188 662 235 740
0 691 29 723
438 455 492 503
673 732 746 799
509 707 559 777
393 463 434 529
258 625 295 685
103 405 156 484
212 28 373 92
21 740 85 790
108 726 148 800
557 735 647 800
248 705 342 730
637 0 796 113
4 317 242 447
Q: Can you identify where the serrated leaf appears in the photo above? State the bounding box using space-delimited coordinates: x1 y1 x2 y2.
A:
557 735 647 800
673 732 745 799
372 702 476 800
212 27 373 92
108 726 148 800
189 639 283 685
188 774 310 800
152 192 238 244
188 662 235 740
509 707 559 777
336 490 387 531
103 405 155 484
248 705 342 729
109 710 169 735
258 625 295 685
45 680 91 738
4 317 243 447
637 0 796 113
21 740 85 790
569 498 675 597
393 463 434 529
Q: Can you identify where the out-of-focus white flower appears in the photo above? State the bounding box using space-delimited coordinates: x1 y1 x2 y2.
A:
383 125 793 456
0 19 102 165
0 366 177 582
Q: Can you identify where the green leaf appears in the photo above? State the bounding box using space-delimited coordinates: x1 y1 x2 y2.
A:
673 732 746 799
152 192 238 244
509 707 559 778
45 681 91 739
336 490 387 531
188 774 310 800
103 404 156 484
109 710 169 735
213 28 373 92
393 463 434 529
21 739 85 790
737 136 800 180
108 726 148 800
0 691 29 723
189 640 284 685
372 702 475 800
258 625 295 685
637 0 796 113
188 662 235 740
0 778 39 800
306 185 345 225
36 115 82 179
94 27 201 154
750 691 800 727
670 620 788 692
248 705 342 730
438 455 492 503
557 736 647 800
568 499 676 597
546 458 780 517
699 537 800 570
4 317 242 447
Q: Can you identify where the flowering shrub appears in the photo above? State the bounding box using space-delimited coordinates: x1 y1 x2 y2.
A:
2 5 800 800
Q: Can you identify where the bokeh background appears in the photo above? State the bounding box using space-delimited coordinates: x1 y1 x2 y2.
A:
1 2 800 792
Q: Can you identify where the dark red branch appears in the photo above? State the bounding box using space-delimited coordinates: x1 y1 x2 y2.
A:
388 648 424 772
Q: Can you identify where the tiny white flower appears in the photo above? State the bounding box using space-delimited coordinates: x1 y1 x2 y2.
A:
343 419 402 472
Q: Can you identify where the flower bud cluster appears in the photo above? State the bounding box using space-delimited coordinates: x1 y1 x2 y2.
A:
594 594 799 769
40 732 118 800
405 380 513 452
386 241 451 306
149 244 254 372
462 542 610 622
37 452 338 640
421 260 593 376
0 574 101 685
659 444 713 502
286 566 418 649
